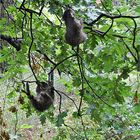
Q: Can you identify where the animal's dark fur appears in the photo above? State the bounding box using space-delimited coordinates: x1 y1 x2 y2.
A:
63 9 87 46
26 82 54 112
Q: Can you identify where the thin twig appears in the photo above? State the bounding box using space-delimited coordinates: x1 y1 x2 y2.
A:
83 74 115 109
63 123 84 139
73 46 88 139
102 19 114 36
85 13 140 26
54 89 62 114
19 0 26 9
14 112 18 135
28 13 38 81
49 54 76 75
132 18 139 59
55 89 79 110
36 50 56 65
18 0 44 16
54 89 86 139
122 38 138 63
100 0 110 13
75 46 84 115
21 11 26 38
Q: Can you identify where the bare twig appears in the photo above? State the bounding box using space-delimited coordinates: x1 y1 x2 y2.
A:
22 80 36 83
49 54 76 75
85 13 140 26
14 112 18 135
39 3 45 16
1 0 15 22
122 38 138 63
55 89 78 110
132 18 139 59
19 0 26 9
102 19 114 36
55 14 63 27
54 89 62 114
18 0 45 16
36 50 56 65
100 0 110 13
28 13 38 81
54 89 87 139
84 27 128 39
75 46 84 115
73 46 88 139
63 123 85 139
83 74 114 109
21 11 27 38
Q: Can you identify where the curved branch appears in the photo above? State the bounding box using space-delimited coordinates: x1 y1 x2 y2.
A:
49 54 76 75
102 19 114 36
122 38 137 63
84 13 140 26
132 18 139 60
55 89 79 110
18 0 45 16
83 74 114 109
28 13 38 81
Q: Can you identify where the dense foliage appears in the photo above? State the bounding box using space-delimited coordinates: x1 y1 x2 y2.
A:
0 0 140 139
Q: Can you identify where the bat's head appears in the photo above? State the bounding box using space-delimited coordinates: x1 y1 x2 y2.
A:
62 9 75 21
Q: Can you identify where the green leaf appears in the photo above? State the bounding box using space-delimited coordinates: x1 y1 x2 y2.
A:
56 111 67 127
133 103 140 113
7 91 17 99
72 111 79 118
135 6 140 13
40 113 47 125
131 130 140 135
20 124 33 129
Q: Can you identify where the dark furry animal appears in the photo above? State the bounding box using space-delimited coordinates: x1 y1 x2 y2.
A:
25 81 54 112
0 34 22 51
62 9 87 46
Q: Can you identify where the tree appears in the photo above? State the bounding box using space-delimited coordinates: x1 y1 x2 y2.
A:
0 0 140 139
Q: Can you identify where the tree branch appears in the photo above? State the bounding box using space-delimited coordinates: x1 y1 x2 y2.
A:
132 18 139 60
84 13 140 26
18 1 45 16
0 35 22 51
102 19 114 36
28 13 38 81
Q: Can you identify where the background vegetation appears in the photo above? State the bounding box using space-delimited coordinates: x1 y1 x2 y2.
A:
0 0 140 139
